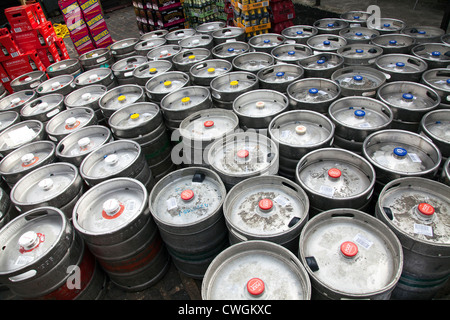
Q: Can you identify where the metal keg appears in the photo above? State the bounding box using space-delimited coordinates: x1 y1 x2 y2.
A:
306 34 347 54
46 59 83 78
281 25 319 44
331 66 386 97
45 107 97 142
140 29 168 41
55 125 113 166
402 26 446 44
0 89 34 116
149 166 228 279
160 86 212 131
224 175 309 253
202 240 312 300
147 44 182 63
111 55 148 85
211 41 250 62
0 120 45 158
0 83 5 100
132 60 173 86
362 129 442 188
268 110 334 180
0 206 105 300
298 208 403 300
232 89 288 131
442 157 450 185
298 53 344 78
210 71 259 110
134 37 166 56
232 52 274 74
179 34 214 50
0 140 56 188
248 33 286 54
171 48 211 73
212 27 245 45
367 18 406 35
189 59 233 87
337 43 383 66
313 18 349 35
72 177 170 292
339 27 380 44
340 11 370 27
271 44 313 64
74 67 117 89
0 186 18 229
370 33 416 54
177 108 239 167
10 71 47 92
295 148 376 214
79 140 151 189
376 177 450 300
0 110 20 133
79 48 114 70
165 28 197 45
257 64 304 93
420 109 450 159
144 71 190 103
411 43 450 70
110 38 139 61
196 21 226 35
64 84 107 124
10 162 84 219
206 131 279 190
287 77 341 113
20 93 65 124
99 84 146 119
421 68 450 109
375 54 428 82
35 75 75 96
328 96 393 154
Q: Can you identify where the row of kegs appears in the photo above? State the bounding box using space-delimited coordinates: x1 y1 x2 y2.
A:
0 12 448 300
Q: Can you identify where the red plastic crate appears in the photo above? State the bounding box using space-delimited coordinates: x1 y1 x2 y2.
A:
0 32 22 62
54 37 71 60
1 51 46 80
0 64 13 94
12 21 56 52
5 4 45 33
270 0 295 24
37 44 62 68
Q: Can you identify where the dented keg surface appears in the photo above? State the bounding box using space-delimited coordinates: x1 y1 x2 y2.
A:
420 109 450 158
411 43 450 70
10 162 84 219
149 167 228 279
110 38 139 60
0 207 105 300
370 34 417 54
281 25 319 45
140 29 168 41
268 110 335 180
375 54 428 83
295 148 376 214
0 111 20 133
45 107 97 143
10 71 47 92
0 90 36 114
79 48 114 70
111 55 148 85
72 177 170 292
99 84 146 119
248 33 286 54
145 71 190 103
74 67 117 89
20 93 65 124
232 89 289 130
367 18 406 35
376 177 450 300
232 52 274 75
211 41 250 62
206 131 279 190
134 38 167 56
298 208 403 300
171 48 211 73
35 74 75 96
340 11 370 27
196 21 226 35
421 68 450 109
287 77 341 113
55 125 113 166
189 59 233 87
0 120 45 158
362 129 442 187
165 28 197 45
331 66 386 97
402 26 446 44
257 64 304 93
442 157 450 186
313 18 349 35
339 27 380 44
64 84 108 124
337 43 383 66
0 140 56 188
307 34 348 54
202 240 312 300
224 175 309 253
179 34 214 50
271 44 313 65
46 59 83 78
297 53 344 78
212 27 245 45
146 45 182 63
133 60 173 86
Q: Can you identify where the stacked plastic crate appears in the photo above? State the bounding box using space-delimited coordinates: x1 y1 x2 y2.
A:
269 0 295 34
232 0 271 40
133 0 186 34
183 0 225 29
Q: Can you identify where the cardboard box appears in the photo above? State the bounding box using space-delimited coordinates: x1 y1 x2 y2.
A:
2 51 46 80
77 0 103 20
0 32 22 62
153 6 185 28
90 28 114 49
150 0 182 11
12 21 56 52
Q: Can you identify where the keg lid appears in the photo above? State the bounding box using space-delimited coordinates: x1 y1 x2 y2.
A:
0 110 19 132
282 25 318 41
147 45 182 60
172 49 210 67
307 35 347 51
47 59 80 74
0 120 43 152
332 67 385 92
36 75 74 95
340 27 379 41
20 94 64 119
210 72 258 94
249 33 286 49
100 85 144 112
0 90 36 112
135 37 166 53
212 27 244 39
160 86 210 114
378 82 439 111
140 29 168 41
377 177 450 245
313 18 349 32
368 18 406 33
165 28 196 42
75 68 113 87
110 38 139 54
288 78 340 103
111 56 147 74
299 209 403 297
233 52 273 73
45 107 95 138
420 110 450 145
376 54 428 74
233 89 288 120
133 60 172 80
403 26 445 40
212 42 249 59
179 34 213 49
202 240 311 300
145 71 189 95
10 71 46 90
149 167 226 226
272 44 312 62
190 59 232 80
196 21 226 34
299 53 344 71
65 85 107 109
337 44 383 61
108 102 161 133
422 68 450 96
257 64 304 85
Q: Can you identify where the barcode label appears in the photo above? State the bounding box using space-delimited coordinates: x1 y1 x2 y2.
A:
11 52 19 58
359 122 371 128
126 200 135 211
262 1 269 6
167 197 177 211
14 27 22 32
414 223 433 237
353 233 373 250
274 195 290 207
319 185 334 197
408 153 422 163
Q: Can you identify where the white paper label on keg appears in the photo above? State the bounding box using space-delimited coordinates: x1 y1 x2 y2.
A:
319 185 334 197
280 130 291 139
124 71 133 77
414 223 433 237
358 122 371 128
96 57 107 63
225 39 236 43
353 233 373 250
125 200 136 211
408 153 422 163
7 126 35 146
167 197 178 211
15 255 34 266
273 195 290 207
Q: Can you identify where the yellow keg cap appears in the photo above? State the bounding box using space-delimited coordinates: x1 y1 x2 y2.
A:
118 95 126 102
164 80 172 87
149 68 157 74
130 113 140 120
230 80 239 86
188 55 196 60
181 97 190 103
207 68 215 73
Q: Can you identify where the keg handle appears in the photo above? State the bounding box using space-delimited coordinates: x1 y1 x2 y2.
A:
9 270 37 283
305 256 319 272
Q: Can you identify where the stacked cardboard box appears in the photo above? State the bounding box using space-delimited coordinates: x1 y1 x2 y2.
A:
269 0 295 33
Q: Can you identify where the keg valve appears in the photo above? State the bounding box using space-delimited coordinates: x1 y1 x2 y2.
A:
247 278 265 297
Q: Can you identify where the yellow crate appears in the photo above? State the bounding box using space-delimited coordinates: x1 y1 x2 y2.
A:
231 0 269 12
234 20 271 33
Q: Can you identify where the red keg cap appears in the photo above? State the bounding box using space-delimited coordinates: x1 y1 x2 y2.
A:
328 168 342 179
237 149 249 158
258 198 273 211
418 203 435 216
181 189 194 201
247 278 265 296
340 241 358 258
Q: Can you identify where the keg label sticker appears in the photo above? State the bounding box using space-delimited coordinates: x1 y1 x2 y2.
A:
124 71 133 77
280 130 291 139
408 153 422 163
125 200 135 211
319 185 334 197
359 122 371 128
15 255 34 266
7 126 36 146
414 223 433 237
273 195 290 207
353 233 373 250
167 197 178 211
